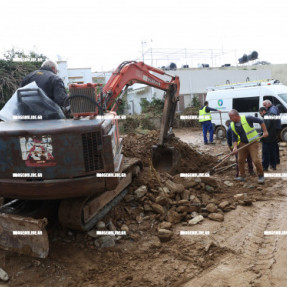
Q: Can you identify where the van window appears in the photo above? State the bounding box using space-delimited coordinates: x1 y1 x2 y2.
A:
263 95 282 107
264 95 287 113
278 94 287 104
233 97 259 112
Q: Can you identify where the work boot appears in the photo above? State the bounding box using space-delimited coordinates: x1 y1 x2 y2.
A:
204 142 209 145
235 176 246 181
209 142 216 145
258 175 265 184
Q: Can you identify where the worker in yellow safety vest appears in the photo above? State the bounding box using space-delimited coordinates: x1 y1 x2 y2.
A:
228 109 268 184
225 119 254 177
199 101 222 145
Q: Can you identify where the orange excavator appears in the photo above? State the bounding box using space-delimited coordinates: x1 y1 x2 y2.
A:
0 61 180 258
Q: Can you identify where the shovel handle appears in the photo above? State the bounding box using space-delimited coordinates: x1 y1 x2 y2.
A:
212 136 264 170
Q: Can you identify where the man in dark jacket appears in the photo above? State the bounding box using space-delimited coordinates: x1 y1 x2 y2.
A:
21 60 68 109
263 100 281 164
259 107 277 171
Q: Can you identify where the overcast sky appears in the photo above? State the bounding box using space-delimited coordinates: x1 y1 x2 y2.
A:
0 0 286 71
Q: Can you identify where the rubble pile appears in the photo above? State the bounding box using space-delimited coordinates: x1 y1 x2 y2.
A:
81 131 256 246
122 130 217 172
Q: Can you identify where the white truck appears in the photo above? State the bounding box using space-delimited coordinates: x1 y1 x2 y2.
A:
206 79 287 141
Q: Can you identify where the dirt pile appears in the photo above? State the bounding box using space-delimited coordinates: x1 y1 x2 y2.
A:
116 130 259 243
122 130 217 172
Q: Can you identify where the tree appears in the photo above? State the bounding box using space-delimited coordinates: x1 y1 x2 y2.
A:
0 49 47 109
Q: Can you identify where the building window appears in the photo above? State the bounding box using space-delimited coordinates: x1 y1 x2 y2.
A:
233 97 259 112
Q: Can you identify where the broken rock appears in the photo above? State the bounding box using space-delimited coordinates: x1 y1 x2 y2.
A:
182 189 191 201
121 224 129 233
155 194 172 206
205 185 215 193
158 221 172 230
166 210 181 224
234 193 246 200
95 236 115 248
206 203 218 213
224 181 234 187
97 221 106 230
208 213 224 222
189 195 201 205
218 201 230 210
200 176 218 188
134 185 148 198
0 268 8 282
165 180 184 193
158 229 173 242
188 215 204 225
151 203 165 215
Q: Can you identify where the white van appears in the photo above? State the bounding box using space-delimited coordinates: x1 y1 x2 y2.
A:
206 79 287 141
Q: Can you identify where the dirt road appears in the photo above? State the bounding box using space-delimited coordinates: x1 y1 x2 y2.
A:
1 128 287 287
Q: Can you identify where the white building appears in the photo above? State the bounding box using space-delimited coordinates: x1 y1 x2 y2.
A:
57 60 287 114
127 66 273 114
57 60 112 87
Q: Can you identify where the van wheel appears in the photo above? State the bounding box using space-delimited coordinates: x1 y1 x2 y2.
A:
215 126 226 139
280 127 287 142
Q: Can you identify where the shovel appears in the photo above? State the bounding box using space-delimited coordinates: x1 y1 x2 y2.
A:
209 136 263 174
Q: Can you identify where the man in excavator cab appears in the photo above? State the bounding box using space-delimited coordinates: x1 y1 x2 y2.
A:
21 60 71 117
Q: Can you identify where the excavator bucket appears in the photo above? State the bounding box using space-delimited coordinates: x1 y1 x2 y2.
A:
152 145 181 174
0 213 49 258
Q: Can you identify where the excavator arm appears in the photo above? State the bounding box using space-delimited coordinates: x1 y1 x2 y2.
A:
102 61 180 144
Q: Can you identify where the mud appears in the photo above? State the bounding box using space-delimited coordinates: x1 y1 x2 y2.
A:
1 128 287 287
122 130 217 173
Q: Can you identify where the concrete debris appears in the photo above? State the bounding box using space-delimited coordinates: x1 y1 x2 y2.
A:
0 268 8 282
188 215 204 225
224 181 234 187
134 185 148 198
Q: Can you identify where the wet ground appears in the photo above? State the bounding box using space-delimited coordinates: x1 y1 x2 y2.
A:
1 127 287 287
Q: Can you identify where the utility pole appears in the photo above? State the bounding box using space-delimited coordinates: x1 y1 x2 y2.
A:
141 41 147 62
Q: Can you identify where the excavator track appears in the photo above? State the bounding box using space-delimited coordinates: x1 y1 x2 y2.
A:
58 157 142 231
